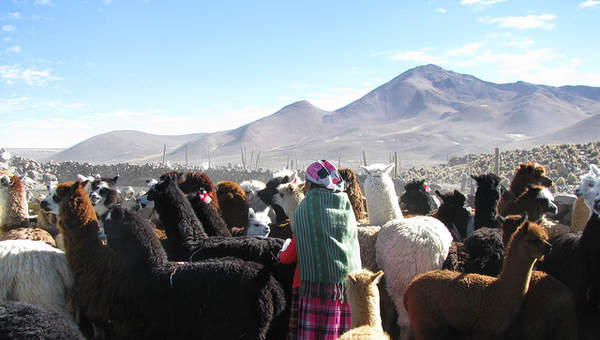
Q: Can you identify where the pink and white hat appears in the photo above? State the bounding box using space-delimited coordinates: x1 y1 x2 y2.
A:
305 160 345 192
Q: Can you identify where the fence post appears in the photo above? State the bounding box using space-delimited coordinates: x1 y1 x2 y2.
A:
362 150 367 166
494 147 500 175
162 144 166 167
207 145 211 169
394 152 398 179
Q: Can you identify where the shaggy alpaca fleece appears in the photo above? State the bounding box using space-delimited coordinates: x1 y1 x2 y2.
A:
0 174 30 230
400 179 436 216
217 180 249 230
361 164 403 226
339 168 367 223
375 216 452 330
0 239 73 314
471 173 503 229
0 227 56 248
102 206 288 340
571 196 591 232
433 189 473 241
0 301 84 340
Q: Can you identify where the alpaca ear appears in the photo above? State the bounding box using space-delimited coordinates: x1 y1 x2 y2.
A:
591 164 600 177
384 163 395 175
248 208 255 218
360 166 370 176
372 270 384 285
0 175 10 186
435 189 442 198
519 213 528 224
113 175 120 184
346 273 357 286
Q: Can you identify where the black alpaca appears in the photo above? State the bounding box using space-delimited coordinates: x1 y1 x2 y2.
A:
471 173 503 229
103 206 287 340
400 179 437 215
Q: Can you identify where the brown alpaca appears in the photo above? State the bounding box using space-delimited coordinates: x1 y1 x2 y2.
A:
571 196 591 232
161 171 219 211
0 174 56 247
499 162 552 216
339 168 367 223
338 269 390 340
403 220 551 340
216 180 249 231
500 185 557 221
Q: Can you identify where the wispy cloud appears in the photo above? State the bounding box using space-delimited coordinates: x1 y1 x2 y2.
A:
390 50 448 65
579 1 600 8
2 25 15 32
484 14 557 29
5 46 21 54
34 0 55 6
461 0 506 7
436 8 447 13
447 43 482 56
8 12 21 19
0 65 61 86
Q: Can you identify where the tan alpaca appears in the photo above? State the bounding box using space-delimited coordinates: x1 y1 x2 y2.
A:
338 269 390 340
571 196 590 232
403 220 551 340
273 181 305 229
0 174 56 247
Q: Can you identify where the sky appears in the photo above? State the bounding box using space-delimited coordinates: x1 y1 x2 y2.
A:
1 0 599 148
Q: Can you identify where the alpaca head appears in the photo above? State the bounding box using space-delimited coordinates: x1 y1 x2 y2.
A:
506 220 551 262
273 182 305 216
360 163 394 181
516 185 558 220
0 174 19 205
499 214 528 247
40 183 61 214
53 180 99 234
89 181 121 217
145 175 182 217
575 164 600 209
400 179 435 215
345 269 384 327
246 208 271 238
175 171 216 195
510 163 553 195
472 173 503 200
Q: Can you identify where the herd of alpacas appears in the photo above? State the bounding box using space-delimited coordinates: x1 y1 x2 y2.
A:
0 161 599 340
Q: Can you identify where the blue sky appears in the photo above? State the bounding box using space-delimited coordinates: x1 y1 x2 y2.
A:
1 0 599 148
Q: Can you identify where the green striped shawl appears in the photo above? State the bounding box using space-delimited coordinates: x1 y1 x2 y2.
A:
294 188 362 299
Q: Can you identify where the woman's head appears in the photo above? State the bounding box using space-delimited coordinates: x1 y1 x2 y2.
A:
305 160 345 192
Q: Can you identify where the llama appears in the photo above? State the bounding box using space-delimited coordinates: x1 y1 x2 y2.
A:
0 301 85 340
499 162 553 216
246 208 271 238
101 206 287 339
240 179 276 222
273 181 305 229
186 190 232 237
404 220 551 340
375 216 453 338
361 163 403 225
399 179 437 216
339 168 368 223
338 269 390 340
257 170 299 224
160 170 219 211
0 239 73 315
0 174 56 247
471 173 503 229
216 180 249 232
432 189 474 241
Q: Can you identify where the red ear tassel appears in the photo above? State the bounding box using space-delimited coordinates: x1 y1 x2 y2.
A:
424 182 431 192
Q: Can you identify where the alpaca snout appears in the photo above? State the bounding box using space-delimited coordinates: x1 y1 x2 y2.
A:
90 193 101 205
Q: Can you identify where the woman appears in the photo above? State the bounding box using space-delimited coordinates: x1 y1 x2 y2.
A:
280 159 362 340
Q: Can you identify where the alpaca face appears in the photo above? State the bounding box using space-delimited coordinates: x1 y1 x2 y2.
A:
515 221 551 260
40 186 60 214
535 187 558 215
246 208 271 238
0 174 12 203
575 164 600 208
400 180 434 214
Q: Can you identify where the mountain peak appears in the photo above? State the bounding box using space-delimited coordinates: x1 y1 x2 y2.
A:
282 100 317 110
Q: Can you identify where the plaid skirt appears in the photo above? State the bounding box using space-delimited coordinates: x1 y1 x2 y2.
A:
295 285 351 340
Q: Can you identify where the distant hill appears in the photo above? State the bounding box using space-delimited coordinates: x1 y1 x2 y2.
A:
33 64 600 168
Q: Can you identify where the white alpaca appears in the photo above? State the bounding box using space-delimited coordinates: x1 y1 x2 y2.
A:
0 239 73 315
575 164 600 211
361 163 403 226
338 269 390 340
240 180 276 222
375 216 453 337
272 181 305 229
246 208 271 238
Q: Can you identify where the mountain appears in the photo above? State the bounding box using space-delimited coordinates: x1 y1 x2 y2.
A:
48 130 205 163
36 65 600 168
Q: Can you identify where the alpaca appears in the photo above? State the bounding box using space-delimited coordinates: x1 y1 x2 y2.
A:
432 189 474 241
571 196 591 232
160 170 220 211
339 168 368 223
246 208 271 238
338 269 390 340
0 174 56 247
0 301 85 340
575 164 600 210
272 181 305 229
0 239 73 314
187 190 231 237
361 163 403 225
471 173 503 229
89 180 121 219
442 225 505 277
240 179 277 222
404 220 551 340
375 216 453 337
216 180 250 231
501 185 558 221
499 162 553 216
101 206 287 340
400 179 437 216
257 171 299 224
